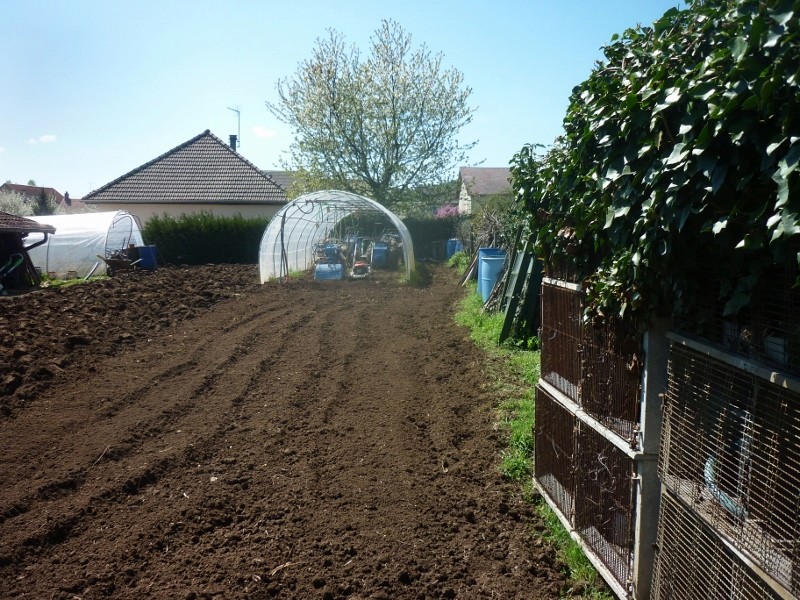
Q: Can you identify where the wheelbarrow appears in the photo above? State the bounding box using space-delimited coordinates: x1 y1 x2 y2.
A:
96 253 141 277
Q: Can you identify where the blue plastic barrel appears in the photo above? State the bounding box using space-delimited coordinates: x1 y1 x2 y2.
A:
446 239 463 259
136 245 158 270
314 263 344 280
371 242 388 268
477 248 506 302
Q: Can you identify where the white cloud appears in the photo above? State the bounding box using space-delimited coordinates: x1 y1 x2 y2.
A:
0 146 5 153
26 134 57 145
252 125 277 139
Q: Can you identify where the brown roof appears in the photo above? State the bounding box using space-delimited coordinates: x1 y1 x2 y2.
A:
0 183 65 204
458 167 512 198
262 170 296 192
84 130 287 206
0 212 56 234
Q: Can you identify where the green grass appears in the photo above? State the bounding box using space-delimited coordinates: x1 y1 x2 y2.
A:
454 286 612 599
446 250 470 272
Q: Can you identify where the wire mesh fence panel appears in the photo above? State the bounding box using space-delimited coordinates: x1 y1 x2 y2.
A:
580 312 643 444
534 384 576 521
574 422 636 591
660 344 800 595
653 490 783 600
541 282 582 401
540 280 643 441
672 265 800 378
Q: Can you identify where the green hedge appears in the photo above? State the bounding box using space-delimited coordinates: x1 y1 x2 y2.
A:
142 212 269 265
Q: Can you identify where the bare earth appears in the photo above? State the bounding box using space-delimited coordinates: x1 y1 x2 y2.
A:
0 263 566 599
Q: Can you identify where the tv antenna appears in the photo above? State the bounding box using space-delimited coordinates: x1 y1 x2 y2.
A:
227 105 241 150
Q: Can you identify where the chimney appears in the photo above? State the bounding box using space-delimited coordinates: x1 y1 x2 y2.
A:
229 135 238 151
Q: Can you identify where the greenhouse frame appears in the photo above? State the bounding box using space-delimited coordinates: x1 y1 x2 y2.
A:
258 190 415 283
27 211 145 278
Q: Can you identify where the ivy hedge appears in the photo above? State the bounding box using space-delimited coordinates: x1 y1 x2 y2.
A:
511 0 799 322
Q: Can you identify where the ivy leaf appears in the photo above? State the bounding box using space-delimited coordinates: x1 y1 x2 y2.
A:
653 88 683 113
779 143 800 177
736 232 765 250
760 78 777 105
678 204 692 231
712 218 728 234
731 36 748 62
769 210 800 242
666 142 689 165
771 7 794 26
604 205 631 228
711 164 728 193
765 27 784 48
773 171 790 208
767 138 787 155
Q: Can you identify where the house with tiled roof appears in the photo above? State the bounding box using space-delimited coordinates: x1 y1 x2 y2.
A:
84 130 288 223
456 167 512 216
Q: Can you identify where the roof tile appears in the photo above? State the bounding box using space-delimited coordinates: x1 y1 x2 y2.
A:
459 167 512 197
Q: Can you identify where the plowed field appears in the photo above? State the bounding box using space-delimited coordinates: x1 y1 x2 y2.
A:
0 264 566 599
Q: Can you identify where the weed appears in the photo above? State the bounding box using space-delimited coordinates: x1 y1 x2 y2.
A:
446 250 469 272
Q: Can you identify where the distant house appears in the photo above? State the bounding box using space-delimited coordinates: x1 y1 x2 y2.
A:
57 192 89 214
262 170 296 195
0 183 88 214
84 130 288 223
456 167 512 215
1 182 64 210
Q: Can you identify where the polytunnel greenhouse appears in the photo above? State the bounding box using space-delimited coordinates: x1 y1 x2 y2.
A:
27 211 145 278
258 190 415 283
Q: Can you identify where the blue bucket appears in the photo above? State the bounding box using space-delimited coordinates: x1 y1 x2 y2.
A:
477 248 506 302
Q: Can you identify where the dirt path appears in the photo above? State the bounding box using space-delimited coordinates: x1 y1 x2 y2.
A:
0 264 565 599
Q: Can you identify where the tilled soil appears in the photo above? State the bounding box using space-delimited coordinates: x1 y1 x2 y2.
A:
0 263 567 599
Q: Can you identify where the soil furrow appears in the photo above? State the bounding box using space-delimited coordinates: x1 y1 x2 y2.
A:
0 264 568 599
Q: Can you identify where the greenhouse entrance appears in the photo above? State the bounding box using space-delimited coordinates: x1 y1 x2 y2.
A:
258 190 415 283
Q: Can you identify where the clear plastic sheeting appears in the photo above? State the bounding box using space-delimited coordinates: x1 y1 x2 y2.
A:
26 211 144 278
258 190 415 283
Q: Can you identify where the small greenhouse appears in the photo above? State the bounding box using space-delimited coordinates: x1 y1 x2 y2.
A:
27 211 144 278
258 190 415 283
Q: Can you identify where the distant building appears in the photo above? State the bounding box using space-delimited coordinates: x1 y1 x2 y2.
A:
83 130 288 224
262 170 296 195
1 182 64 208
0 183 87 214
456 167 512 215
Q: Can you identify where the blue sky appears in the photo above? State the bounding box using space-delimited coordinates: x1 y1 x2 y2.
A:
2 1 683 198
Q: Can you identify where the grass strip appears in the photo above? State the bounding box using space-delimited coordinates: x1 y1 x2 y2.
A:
453 284 612 599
